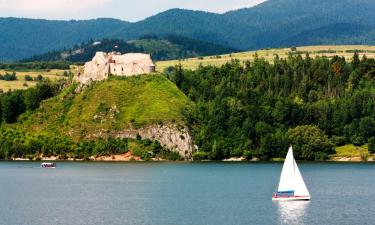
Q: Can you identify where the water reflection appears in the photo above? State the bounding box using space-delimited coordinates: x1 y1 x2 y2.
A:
275 201 309 225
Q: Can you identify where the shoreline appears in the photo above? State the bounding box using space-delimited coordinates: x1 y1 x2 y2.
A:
6 156 375 163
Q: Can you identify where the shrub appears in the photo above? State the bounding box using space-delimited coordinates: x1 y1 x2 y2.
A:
193 151 208 160
24 75 33 81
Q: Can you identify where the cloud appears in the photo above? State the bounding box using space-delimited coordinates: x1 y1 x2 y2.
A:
0 0 112 16
0 0 267 21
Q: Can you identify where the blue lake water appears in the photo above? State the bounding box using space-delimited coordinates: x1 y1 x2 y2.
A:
0 162 374 225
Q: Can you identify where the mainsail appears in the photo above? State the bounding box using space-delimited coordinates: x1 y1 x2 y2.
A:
277 146 310 197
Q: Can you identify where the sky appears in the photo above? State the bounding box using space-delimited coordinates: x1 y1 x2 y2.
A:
0 0 267 22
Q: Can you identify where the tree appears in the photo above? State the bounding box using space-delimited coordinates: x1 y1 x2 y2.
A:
368 137 375 154
288 125 334 160
1 91 25 123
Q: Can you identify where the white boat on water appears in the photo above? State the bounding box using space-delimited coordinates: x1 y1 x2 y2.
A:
41 162 56 168
272 146 310 201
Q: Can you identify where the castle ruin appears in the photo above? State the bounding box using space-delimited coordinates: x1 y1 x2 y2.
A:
77 52 155 84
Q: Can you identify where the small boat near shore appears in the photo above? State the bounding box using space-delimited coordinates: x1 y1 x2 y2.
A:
272 146 310 201
41 162 56 169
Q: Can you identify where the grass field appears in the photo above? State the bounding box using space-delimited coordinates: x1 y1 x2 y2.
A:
156 45 375 72
331 144 369 158
0 69 69 92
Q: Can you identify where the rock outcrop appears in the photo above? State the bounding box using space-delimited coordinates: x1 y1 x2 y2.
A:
115 124 194 160
76 52 155 84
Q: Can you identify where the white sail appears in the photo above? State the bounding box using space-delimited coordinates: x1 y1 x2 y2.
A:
277 146 309 197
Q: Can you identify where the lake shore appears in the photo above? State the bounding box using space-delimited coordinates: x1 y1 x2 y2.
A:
9 155 375 162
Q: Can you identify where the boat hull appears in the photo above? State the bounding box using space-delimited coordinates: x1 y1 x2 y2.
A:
272 196 310 201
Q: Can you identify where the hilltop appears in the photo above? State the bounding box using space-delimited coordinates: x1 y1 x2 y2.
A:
0 74 194 160
2 0 375 61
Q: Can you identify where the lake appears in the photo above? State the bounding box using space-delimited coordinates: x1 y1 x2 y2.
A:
0 162 374 225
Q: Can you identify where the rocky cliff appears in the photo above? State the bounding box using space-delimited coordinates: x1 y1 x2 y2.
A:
115 124 194 160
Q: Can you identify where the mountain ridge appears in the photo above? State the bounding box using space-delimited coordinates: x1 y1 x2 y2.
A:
2 0 375 61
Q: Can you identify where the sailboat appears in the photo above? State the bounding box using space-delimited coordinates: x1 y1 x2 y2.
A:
272 146 310 201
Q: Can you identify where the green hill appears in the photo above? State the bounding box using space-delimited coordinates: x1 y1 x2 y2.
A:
23 36 237 62
0 74 192 160
22 74 190 137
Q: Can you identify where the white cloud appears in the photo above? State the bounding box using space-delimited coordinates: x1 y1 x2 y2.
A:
0 0 112 17
0 0 267 21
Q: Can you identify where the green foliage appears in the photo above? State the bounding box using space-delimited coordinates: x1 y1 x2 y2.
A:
288 125 334 160
24 75 33 81
0 62 70 70
167 53 375 160
24 36 236 62
0 72 17 81
0 80 61 123
0 74 189 161
368 137 375 154
193 151 208 160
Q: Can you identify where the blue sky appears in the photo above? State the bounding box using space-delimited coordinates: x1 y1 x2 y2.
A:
0 0 266 22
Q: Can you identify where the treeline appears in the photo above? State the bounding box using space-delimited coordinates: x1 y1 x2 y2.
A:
0 127 179 161
0 131 128 160
0 81 61 123
0 61 71 70
0 72 17 81
166 53 375 160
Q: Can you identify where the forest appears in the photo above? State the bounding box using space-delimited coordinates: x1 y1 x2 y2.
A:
166 53 375 160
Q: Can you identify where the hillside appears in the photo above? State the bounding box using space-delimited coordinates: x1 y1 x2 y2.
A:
21 75 190 133
0 74 193 160
2 0 375 61
23 36 237 62
156 45 375 71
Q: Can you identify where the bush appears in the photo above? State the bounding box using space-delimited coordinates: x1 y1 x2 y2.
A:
193 151 208 160
35 75 43 81
24 75 33 81
2 72 17 81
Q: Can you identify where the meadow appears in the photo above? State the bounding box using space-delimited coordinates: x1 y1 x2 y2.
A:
0 69 69 92
156 45 375 72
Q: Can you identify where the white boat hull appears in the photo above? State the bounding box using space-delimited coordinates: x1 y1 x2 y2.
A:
272 196 310 201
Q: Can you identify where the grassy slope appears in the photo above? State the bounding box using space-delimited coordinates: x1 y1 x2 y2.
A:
331 144 369 158
18 74 191 141
156 45 375 72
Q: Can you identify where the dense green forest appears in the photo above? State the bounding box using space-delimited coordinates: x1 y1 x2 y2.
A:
166 53 375 160
23 36 236 62
2 0 375 61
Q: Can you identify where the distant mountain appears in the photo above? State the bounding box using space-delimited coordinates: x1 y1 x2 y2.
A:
0 18 130 61
2 0 375 61
23 35 237 62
